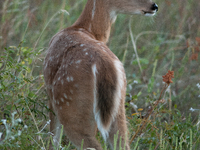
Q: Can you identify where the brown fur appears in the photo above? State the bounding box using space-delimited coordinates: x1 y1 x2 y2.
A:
44 0 157 149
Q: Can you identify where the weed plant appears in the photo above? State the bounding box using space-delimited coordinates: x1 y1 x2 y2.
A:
0 0 200 149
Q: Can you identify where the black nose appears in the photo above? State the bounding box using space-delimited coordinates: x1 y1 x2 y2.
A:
151 3 158 12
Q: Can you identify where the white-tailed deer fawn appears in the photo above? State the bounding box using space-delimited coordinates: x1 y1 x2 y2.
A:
44 0 158 149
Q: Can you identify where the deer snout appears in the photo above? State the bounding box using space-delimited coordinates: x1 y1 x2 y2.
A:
151 3 158 12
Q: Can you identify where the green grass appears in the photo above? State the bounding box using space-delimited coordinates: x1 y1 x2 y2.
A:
0 0 200 149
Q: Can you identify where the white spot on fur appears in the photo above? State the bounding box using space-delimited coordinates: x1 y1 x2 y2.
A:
61 98 64 102
49 56 53 61
92 64 109 141
80 44 84 47
61 79 64 85
66 102 69 106
70 60 74 64
58 77 60 81
64 93 67 99
67 77 70 82
83 48 87 52
85 52 88 55
70 76 73 82
75 60 82 64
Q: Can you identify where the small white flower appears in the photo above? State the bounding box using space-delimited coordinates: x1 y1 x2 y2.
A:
17 118 22 123
12 112 17 117
190 107 199 112
1 119 7 125
190 107 195 112
11 136 15 140
133 80 138 84
24 125 28 129
18 130 22 136
47 120 51 124
197 83 200 89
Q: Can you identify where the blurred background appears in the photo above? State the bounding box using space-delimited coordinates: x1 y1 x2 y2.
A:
0 0 200 149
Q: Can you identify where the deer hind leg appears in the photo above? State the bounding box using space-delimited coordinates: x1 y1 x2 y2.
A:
63 126 103 150
108 105 130 150
56 104 103 150
49 101 62 150
52 84 103 149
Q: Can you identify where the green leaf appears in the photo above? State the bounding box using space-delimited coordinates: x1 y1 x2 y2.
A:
132 58 149 65
174 104 177 109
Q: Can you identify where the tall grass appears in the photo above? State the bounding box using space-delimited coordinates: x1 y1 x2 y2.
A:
0 0 200 149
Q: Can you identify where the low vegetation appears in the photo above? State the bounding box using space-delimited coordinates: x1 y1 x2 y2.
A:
0 0 199 149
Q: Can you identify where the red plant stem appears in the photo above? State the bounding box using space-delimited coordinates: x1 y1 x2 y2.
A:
129 84 169 145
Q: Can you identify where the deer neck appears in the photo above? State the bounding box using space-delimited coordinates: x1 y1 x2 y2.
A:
72 0 116 43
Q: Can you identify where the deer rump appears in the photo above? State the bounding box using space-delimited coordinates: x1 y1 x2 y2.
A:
45 29 126 141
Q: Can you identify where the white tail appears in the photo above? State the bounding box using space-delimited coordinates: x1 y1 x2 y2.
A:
44 0 158 149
